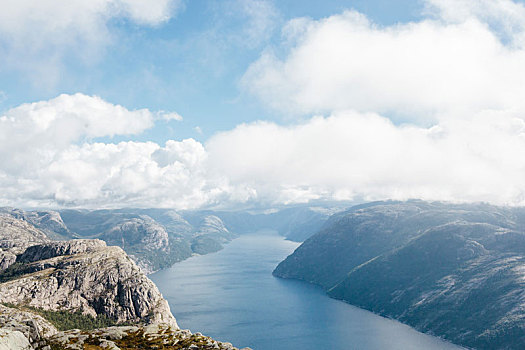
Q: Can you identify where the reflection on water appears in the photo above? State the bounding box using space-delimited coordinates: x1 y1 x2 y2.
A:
150 230 462 350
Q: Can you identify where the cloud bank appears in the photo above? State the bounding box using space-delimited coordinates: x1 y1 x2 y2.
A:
3 0 525 209
243 0 525 123
0 94 220 208
207 111 525 205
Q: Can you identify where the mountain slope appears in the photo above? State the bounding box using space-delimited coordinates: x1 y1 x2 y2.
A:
274 200 525 349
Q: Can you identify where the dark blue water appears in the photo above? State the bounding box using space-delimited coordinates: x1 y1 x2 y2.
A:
150 230 462 350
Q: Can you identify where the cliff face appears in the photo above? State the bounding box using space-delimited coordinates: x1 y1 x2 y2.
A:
0 215 50 255
274 201 525 349
0 239 176 327
0 215 50 272
0 212 248 350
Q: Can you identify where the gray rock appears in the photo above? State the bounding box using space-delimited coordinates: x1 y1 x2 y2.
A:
0 304 57 348
0 329 32 350
0 207 72 240
17 239 106 263
46 323 251 350
0 250 16 271
0 240 177 327
0 215 49 255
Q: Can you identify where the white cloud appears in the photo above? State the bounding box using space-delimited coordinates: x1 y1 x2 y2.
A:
233 0 525 206
0 93 153 170
159 111 184 122
242 0 525 123
425 0 525 46
0 94 229 208
5 1 525 209
0 0 182 84
236 0 280 47
2 93 525 209
207 111 525 206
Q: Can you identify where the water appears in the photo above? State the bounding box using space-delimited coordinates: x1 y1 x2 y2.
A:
150 230 462 350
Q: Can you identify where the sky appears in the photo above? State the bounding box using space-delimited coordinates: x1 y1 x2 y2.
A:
2 0 525 209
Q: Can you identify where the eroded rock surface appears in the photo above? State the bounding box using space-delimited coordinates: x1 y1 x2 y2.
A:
0 239 176 328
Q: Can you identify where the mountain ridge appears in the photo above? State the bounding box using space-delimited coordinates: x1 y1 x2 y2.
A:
273 200 525 349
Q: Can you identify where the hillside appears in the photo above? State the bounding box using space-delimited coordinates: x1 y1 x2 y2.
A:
274 200 525 349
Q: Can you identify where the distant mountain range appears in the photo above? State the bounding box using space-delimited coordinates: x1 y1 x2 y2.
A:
0 205 334 274
273 200 525 349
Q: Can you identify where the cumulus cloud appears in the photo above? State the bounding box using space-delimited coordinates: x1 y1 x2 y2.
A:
218 0 525 206
0 93 153 172
0 93 229 208
207 111 525 206
0 0 182 84
242 0 525 122
4 1 525 209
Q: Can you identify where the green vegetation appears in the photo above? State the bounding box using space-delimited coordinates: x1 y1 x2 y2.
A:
191 236 223 255
78 327 215 350
33 308 123 331
0 262 29 282
2 303 126 331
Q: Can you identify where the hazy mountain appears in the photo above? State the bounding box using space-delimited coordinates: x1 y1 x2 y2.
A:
0 207 73 240
59 209 236 273
1 205 340 274
197 206 338 242
274 200 525 349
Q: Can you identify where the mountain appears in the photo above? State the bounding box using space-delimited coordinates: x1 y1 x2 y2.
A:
0 214 50 271
198 206 337 242
0 214 248 350
0 207 73 240
56 206 333 273
59 209 237 273
273 200 525 349
0 239 177 327
1 205 338 274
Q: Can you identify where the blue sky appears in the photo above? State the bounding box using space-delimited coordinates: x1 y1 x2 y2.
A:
2 0 525 209
0 0 424 143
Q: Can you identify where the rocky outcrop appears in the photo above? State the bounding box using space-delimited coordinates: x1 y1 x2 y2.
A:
0 304 57 348
47 324 250 350
0 213 247 350
0 329 32 350
0 305 249 350
0 216 49 255
17 239 106 263
0 240 177 328
0 215 50 272
0 251 16 271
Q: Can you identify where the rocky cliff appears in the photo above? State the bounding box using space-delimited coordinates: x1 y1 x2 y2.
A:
274 200 525 349
0 215 50 272
0 214 248 350
0 239 176 327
